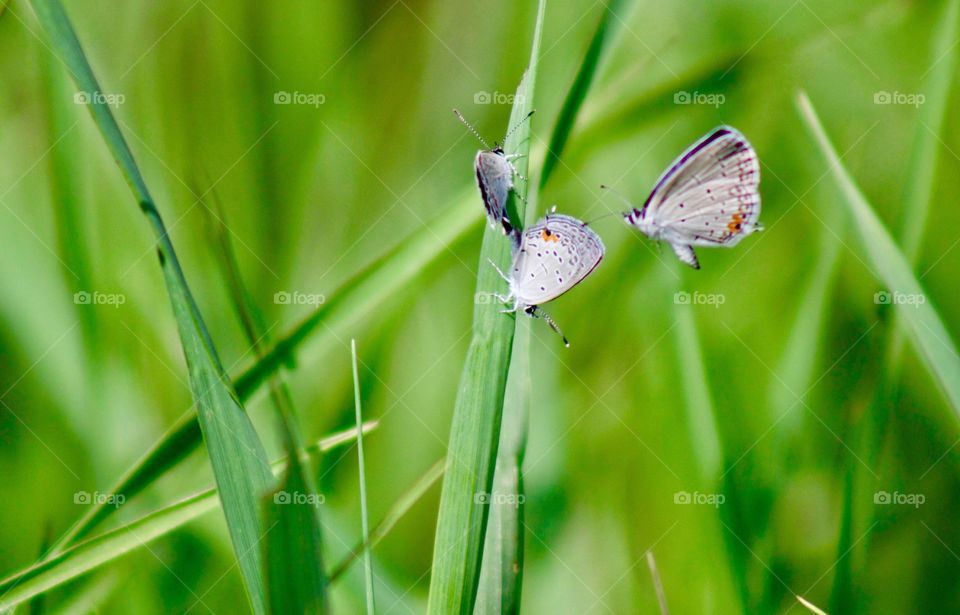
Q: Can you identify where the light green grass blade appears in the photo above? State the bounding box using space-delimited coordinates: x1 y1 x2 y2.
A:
27 2 275 610
329 459 445 583
427 2 544 612
49 188 478 552
0 424 372 611
673 304 723 479
797 91 960 419
539 0 632 189
351 340 376 615
886 0 960 372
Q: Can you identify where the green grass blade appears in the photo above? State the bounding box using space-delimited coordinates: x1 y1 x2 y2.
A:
427 2 544 612
539 0 631 189
0 421 377 610
28 2 275 610
200 187 328 614
476 318 531 615
673 303 723 479
887 0 960 371
49 188 478 552
797 91 960 419
0 424 372 611
329 459 445 582
351 340 376 615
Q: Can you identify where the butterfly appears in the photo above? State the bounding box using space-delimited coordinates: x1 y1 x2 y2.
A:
454 109 534 241
610 126 761 269
490 210 604 346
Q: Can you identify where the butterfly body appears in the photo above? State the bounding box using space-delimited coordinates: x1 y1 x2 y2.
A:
474 147 518 236
621 126 762 269
491 211 604 345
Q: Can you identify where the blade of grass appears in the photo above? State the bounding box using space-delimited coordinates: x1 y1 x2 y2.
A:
48 186 478 553
427 2 544 612
329 459 445 583
797 90 960 419
645 551 669 615
351 340 376 615
200 186 328 614
539 0 633 189
0 424 373 610
28 1 276 611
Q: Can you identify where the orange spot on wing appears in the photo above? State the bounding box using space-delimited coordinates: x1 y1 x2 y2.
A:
727 212 744 234
541 229 560 243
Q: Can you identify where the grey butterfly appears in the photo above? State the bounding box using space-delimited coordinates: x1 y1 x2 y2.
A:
491 211 604 346
612 126 762 269
454 109 533 240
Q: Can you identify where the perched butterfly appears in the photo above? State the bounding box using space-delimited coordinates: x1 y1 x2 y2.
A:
454 109 534 241
609 126 761 269
491 210 604 346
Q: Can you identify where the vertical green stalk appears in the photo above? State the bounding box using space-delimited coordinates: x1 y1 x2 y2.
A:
352 340 376 615
427 2 545 613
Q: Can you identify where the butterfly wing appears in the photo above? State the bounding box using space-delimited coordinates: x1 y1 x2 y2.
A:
475 150 516 235
642 127 761 248
511 213 604 306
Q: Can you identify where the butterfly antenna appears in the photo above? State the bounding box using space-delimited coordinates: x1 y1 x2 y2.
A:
600 184 639 212
584 211 621 226
531 306 569 347
503 110 535 145
453 109 491 149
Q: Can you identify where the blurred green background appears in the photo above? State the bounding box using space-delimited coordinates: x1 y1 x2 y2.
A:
2 0 959 612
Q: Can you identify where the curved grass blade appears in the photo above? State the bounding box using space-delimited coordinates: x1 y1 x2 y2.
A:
49 187 478 552
427 2 544 612
539 0 632 189
0 424 373 610
27 1 275 610
797 91 960 418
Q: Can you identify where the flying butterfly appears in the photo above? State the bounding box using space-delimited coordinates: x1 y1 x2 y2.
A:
607 126 762 269
454 109 534 241
490 210 604 346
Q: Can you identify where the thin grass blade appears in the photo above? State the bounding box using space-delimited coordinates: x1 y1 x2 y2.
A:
539 0 632 189
351 340 376 614
0 424 373 610
797 91 960 419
